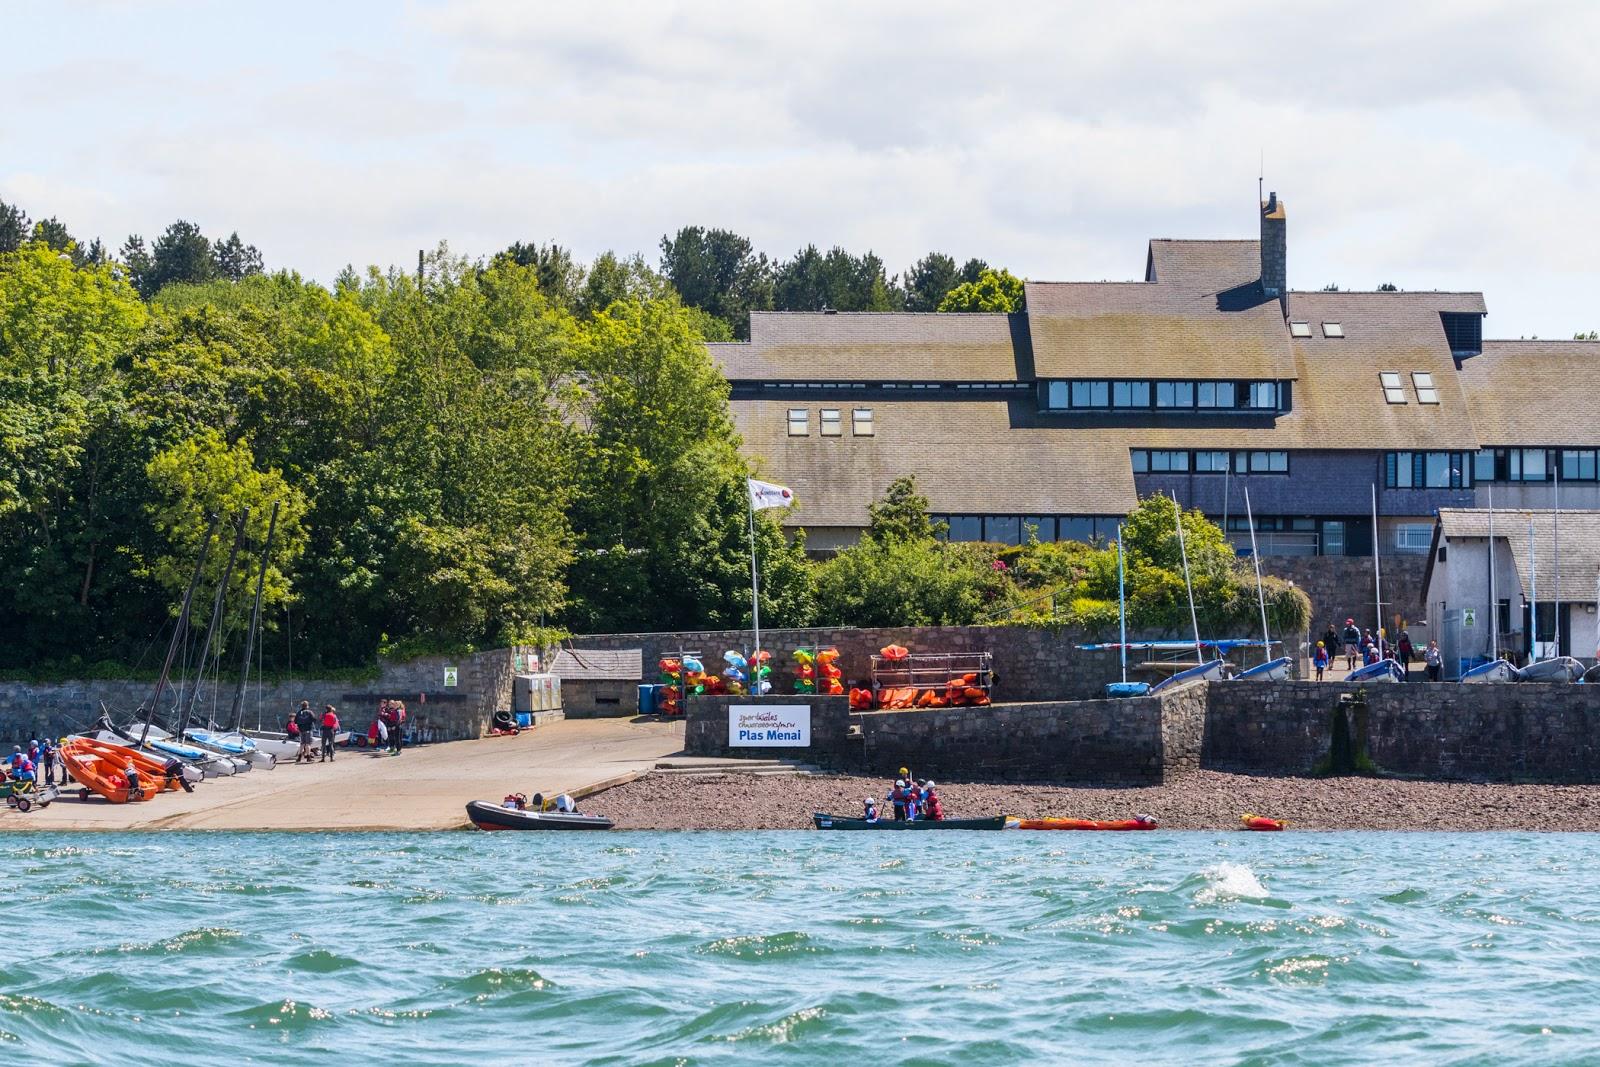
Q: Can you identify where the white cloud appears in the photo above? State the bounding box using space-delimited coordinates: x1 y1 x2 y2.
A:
4 0 1599 336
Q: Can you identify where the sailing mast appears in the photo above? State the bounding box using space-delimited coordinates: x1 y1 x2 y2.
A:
1370 485 1383 654
1116 524 1128 685
1554 464 1561 658
178 509 248 738
229 502 279 733
1488 484 1497 663
1243 488 1272 664
1171 493 1205 665
140 514 222 747
1528 514 1538 663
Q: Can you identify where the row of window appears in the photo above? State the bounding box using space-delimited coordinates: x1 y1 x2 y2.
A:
756 381 1031 393
786 408 874 436
1132 450 1290 474
1380 371 1439 405
1042 379 1283 412
930 515 1122 546
1475 448 1600 483
1383 451 1476 489
1289 321 1343 338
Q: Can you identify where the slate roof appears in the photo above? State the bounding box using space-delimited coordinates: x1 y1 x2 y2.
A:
1458 341 1600 447
1145 239 1262 289
713 312 1029 382
733 399 1138 526
1281 291 1484 451
1024 280 1297 380
1436 509 1600 602
552 648 643 681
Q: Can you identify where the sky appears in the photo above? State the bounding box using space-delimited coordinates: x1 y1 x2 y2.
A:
5 0 1597 337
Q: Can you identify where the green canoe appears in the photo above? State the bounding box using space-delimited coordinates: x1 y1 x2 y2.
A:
812 812 1008 831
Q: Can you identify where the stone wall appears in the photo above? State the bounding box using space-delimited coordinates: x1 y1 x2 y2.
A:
0 645 543 746
1263 554 1430 639
1204 680 1600 782
683 684 1209 784
570 624 1292 705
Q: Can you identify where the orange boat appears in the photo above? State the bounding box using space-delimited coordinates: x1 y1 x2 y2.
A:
60 738 179 803
1240 813 1287 831
1016 816 1158 831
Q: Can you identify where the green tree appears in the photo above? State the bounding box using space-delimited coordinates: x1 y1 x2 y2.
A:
866 475 942 542
0 199 29 253
773 245 901 312
658 226 774 340
813 537 1013 627
30 218 74 253
499 241 584 311
578 251 671 318
937 267 1026 312
213 231 264 281
902 252 960 312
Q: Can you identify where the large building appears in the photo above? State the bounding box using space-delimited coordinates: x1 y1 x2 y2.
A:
712 193 1600 560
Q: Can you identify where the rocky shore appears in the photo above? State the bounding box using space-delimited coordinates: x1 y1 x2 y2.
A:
588 769 1600 831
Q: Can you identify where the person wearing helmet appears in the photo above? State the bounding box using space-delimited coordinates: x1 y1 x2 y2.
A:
7 746 21 771
1312 641 1329 681
922 782 944 822
906 780 925 821
862 797 879 823
887 779 908 821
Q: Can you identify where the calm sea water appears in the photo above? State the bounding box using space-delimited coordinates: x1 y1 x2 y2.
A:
2 831 1597 1065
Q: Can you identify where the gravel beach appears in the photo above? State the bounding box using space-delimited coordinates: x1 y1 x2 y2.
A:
588 769 1600 831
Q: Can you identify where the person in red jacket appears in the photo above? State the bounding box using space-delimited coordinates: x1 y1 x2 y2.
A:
922 782 944 821
319 705 340 763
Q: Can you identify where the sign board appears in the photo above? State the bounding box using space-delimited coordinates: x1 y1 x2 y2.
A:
443 667 458 688
728 704 810 747
1462 608 1476 628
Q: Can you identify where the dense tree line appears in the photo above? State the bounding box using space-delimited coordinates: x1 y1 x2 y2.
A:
0 196 1037 674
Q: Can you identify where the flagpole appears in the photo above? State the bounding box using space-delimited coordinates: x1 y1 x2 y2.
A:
748 491 761 682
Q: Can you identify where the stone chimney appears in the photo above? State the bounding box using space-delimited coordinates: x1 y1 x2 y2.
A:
1260 191 1286 303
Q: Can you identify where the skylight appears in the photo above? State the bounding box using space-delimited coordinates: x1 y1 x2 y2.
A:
1412 372 1439 404
1322 322 1344 338
1380 372 1406 404
1289 321 1312 338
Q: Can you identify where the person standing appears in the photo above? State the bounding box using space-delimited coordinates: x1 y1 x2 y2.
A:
319 705 340 763
1312 642 1330 681
1424 640 1443 682
294 703 317 763
390 701 406 754
39 738 55 786
1398 630 1415 670
1320 623 1340 659
1341 618 1361 670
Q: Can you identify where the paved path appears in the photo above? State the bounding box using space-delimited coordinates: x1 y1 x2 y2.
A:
8 718 684 831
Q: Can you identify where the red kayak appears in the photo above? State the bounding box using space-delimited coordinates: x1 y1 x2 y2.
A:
1240 813 1287 831
1016 816 1157 831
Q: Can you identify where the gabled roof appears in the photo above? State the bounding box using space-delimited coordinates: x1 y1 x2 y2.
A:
552 648 643 681
1282 291 1483 450
1024 280 1296 380
1145 239 1261 289
1436 509 1600 602
1458 340 1600 447
732 398 1137 526
713 312 1029 382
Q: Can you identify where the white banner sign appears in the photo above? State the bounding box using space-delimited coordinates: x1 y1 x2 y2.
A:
728 704 810 747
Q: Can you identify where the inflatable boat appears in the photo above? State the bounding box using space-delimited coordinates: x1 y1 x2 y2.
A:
465 800 614 831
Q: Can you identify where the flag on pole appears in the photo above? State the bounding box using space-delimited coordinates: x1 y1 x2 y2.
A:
748 478 794 511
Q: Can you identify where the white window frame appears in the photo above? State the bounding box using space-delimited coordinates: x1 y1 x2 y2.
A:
1394 523 1434 553
819 408 842 436
1289 321 1312 338
1322 322 1345 338
786 408 809 436
851 407 874 436
1380 372 1406 404
1412 371 1439 404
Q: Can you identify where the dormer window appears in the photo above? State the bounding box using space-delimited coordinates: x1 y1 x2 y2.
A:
1289 321 1312 338
1412 372 1439 404
1322 322 1344 338
1380 372 1406 404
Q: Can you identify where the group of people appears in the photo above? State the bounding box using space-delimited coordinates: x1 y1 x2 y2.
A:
1315 619 1443 681
863 766 944 822
371 699 408 754
502 791 578 813
285 701 342 763
4 740 54 787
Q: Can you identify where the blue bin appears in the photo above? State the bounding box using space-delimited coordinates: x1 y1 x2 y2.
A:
515 712 532 729
637 684 658 715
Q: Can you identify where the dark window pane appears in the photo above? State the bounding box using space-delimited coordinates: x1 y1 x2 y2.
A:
1216 382 1235 407
985 516 1021 545
1425 452 1450 488
1474 450 1495 481
1090 381 1108 406
1156 382 1176 407
1047 381 1068 408
1130 381 1150 406
1058 518 1095 543
1131 450 1149 473
1070 381 1091 407
1022 517 1055 542
1269 452 1287 472
946 516 982 541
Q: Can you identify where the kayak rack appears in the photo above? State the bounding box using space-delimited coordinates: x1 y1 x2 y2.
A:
869 651 993 707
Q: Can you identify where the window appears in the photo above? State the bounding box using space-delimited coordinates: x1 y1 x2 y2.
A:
1046 381 1068 409
1412 372 1438 404
1022 517 1055 542
1112 381 1150 407
1289 321 1313 338
1322 520 1346 556
1424 451 1450 488
1235 451 1288 474
1156 381 1194 408
945 516 982 541
1561 450 1598 480
1250 382 1278 409
1511 448 1546 482
786 409 808 436
1394 524 1433 553
1194 450 1229 472
984 516 1021 545
1322 322 1344 338
1386 451 1472 489
1070 380 1111 408
819 409 841 436
1474 450 1496 482
1388 451 1414 488
1441 311 1483 355
1380 372 1406 404
1198 381 1235 408
1131 449 1149 473
851 408 874 436
1058 518 1096 544
1149 450 1189 472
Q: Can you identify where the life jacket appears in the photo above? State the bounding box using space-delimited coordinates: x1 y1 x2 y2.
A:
322 711 339 730
925 794 944 820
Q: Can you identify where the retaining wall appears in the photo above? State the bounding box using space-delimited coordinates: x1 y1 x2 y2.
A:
0 645 544 746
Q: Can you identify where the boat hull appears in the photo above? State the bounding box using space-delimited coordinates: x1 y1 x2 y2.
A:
1236 657 1293 681
1460 660 1517 684
1516 657 1585 683
465 801 614 831
1016 817 1157 831
1344 660 1405 683
1149 660 1227 694
812 813 1007 831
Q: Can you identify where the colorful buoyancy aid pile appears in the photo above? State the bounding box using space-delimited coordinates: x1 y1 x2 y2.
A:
793 648 844 695
868 644 990 710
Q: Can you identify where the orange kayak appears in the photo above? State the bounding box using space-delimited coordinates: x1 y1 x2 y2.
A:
60 738 178 803
1240 813 1287 831
1016 816 1158 831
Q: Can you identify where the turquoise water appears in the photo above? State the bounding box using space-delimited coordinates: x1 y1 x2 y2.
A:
4 832 1598 1065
